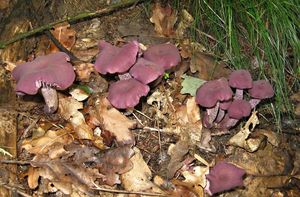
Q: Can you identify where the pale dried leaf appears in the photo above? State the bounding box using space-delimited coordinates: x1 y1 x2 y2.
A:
121 147 162 193
182 166 208 188
95 97 135 144
227 111 261 152
49 22 76 52
74 63 95 82
150 2 177 36
59 96 83 120
70 88 89 101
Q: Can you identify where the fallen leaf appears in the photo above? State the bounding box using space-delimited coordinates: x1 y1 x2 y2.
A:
150 2 177 36
121 147 163 193
58 96 94 140
176 9 194 38
227 111 262 152
180 74 206 96
21 129 73 155
96 146 134 186
58 96 83 120
49 22 76 53
190 52 230 80
74 63 95 82
95 97 135 145
69 87 90 101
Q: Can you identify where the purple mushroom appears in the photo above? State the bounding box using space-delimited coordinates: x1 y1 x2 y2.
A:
228 100 251 119
12 52 75 113
129 58 165 84
196 77 233 127
228 69 252 100
205 161 245 195
107 78 150 109
94 40 139 74
248 80 274 108
143 43 181 70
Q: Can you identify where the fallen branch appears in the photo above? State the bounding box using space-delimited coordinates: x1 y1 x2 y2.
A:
0 0 144 49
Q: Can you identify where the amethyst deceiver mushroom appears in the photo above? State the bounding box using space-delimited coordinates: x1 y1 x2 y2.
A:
196 77 233 127
228 100 251 120
248 80 274 108
94 40 139 74
107 78 150 109
205 161 245 195
228 69 252 99
143 43 181 70
129 58 165 84
12 52 75 113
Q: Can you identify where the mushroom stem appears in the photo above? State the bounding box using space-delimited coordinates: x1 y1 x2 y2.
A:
215 109 225 123
249 98 261 109
206 102 220 125
41 87 58 113
234 89 243 100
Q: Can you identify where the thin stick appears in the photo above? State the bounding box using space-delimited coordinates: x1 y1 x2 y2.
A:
92 182 166 196
0 183 31 197
0 160 31 165
0 0 144 49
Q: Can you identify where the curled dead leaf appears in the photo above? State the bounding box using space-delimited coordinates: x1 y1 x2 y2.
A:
150 2 177 36
95 97 135 145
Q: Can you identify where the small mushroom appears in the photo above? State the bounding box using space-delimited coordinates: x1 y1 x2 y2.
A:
205 161 245 196
249 80 274 108
94 40 139 74
12 52 75 113
228 69 252 99
196 77 233 127
143 43 181 70
107 78 150 109
228 99 251 119
129 58 165 84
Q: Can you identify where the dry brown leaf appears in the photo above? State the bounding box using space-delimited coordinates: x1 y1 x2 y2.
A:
21 129 73 155
96 146 134 186
59 96 83 120
227 111 262 152
74 63 95 82
58 96 94 140
121 147 163 193
150 2 177 36
49 22 76 52
27 142 107 195
176 9 194 38
27 166 40 189
95 97 135 144
70 88 89 101
190 52 231 80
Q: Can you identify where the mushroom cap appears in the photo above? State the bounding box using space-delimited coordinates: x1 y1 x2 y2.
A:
249 80 274 99
143 43 181 69
129 58 164 84
94 40 139 74
12 52 75 95
228 99 251 119
219 100 232 110
206 161 245 195
196 77 233 108
108 78 150 109
229 69 253 89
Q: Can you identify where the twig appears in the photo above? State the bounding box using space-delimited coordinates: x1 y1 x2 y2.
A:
0 182 31 197
0 160 31 165
0 0 145 49
92 182 166 196
19 116 40 140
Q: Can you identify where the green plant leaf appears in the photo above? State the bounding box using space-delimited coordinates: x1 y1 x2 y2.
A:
180 74 206 96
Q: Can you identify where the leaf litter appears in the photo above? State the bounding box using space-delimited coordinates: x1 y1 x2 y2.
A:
0 1 299 197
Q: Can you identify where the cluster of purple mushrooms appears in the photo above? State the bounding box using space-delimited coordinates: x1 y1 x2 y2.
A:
12 41 275 195
196 69 274 131
12 41 181 112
